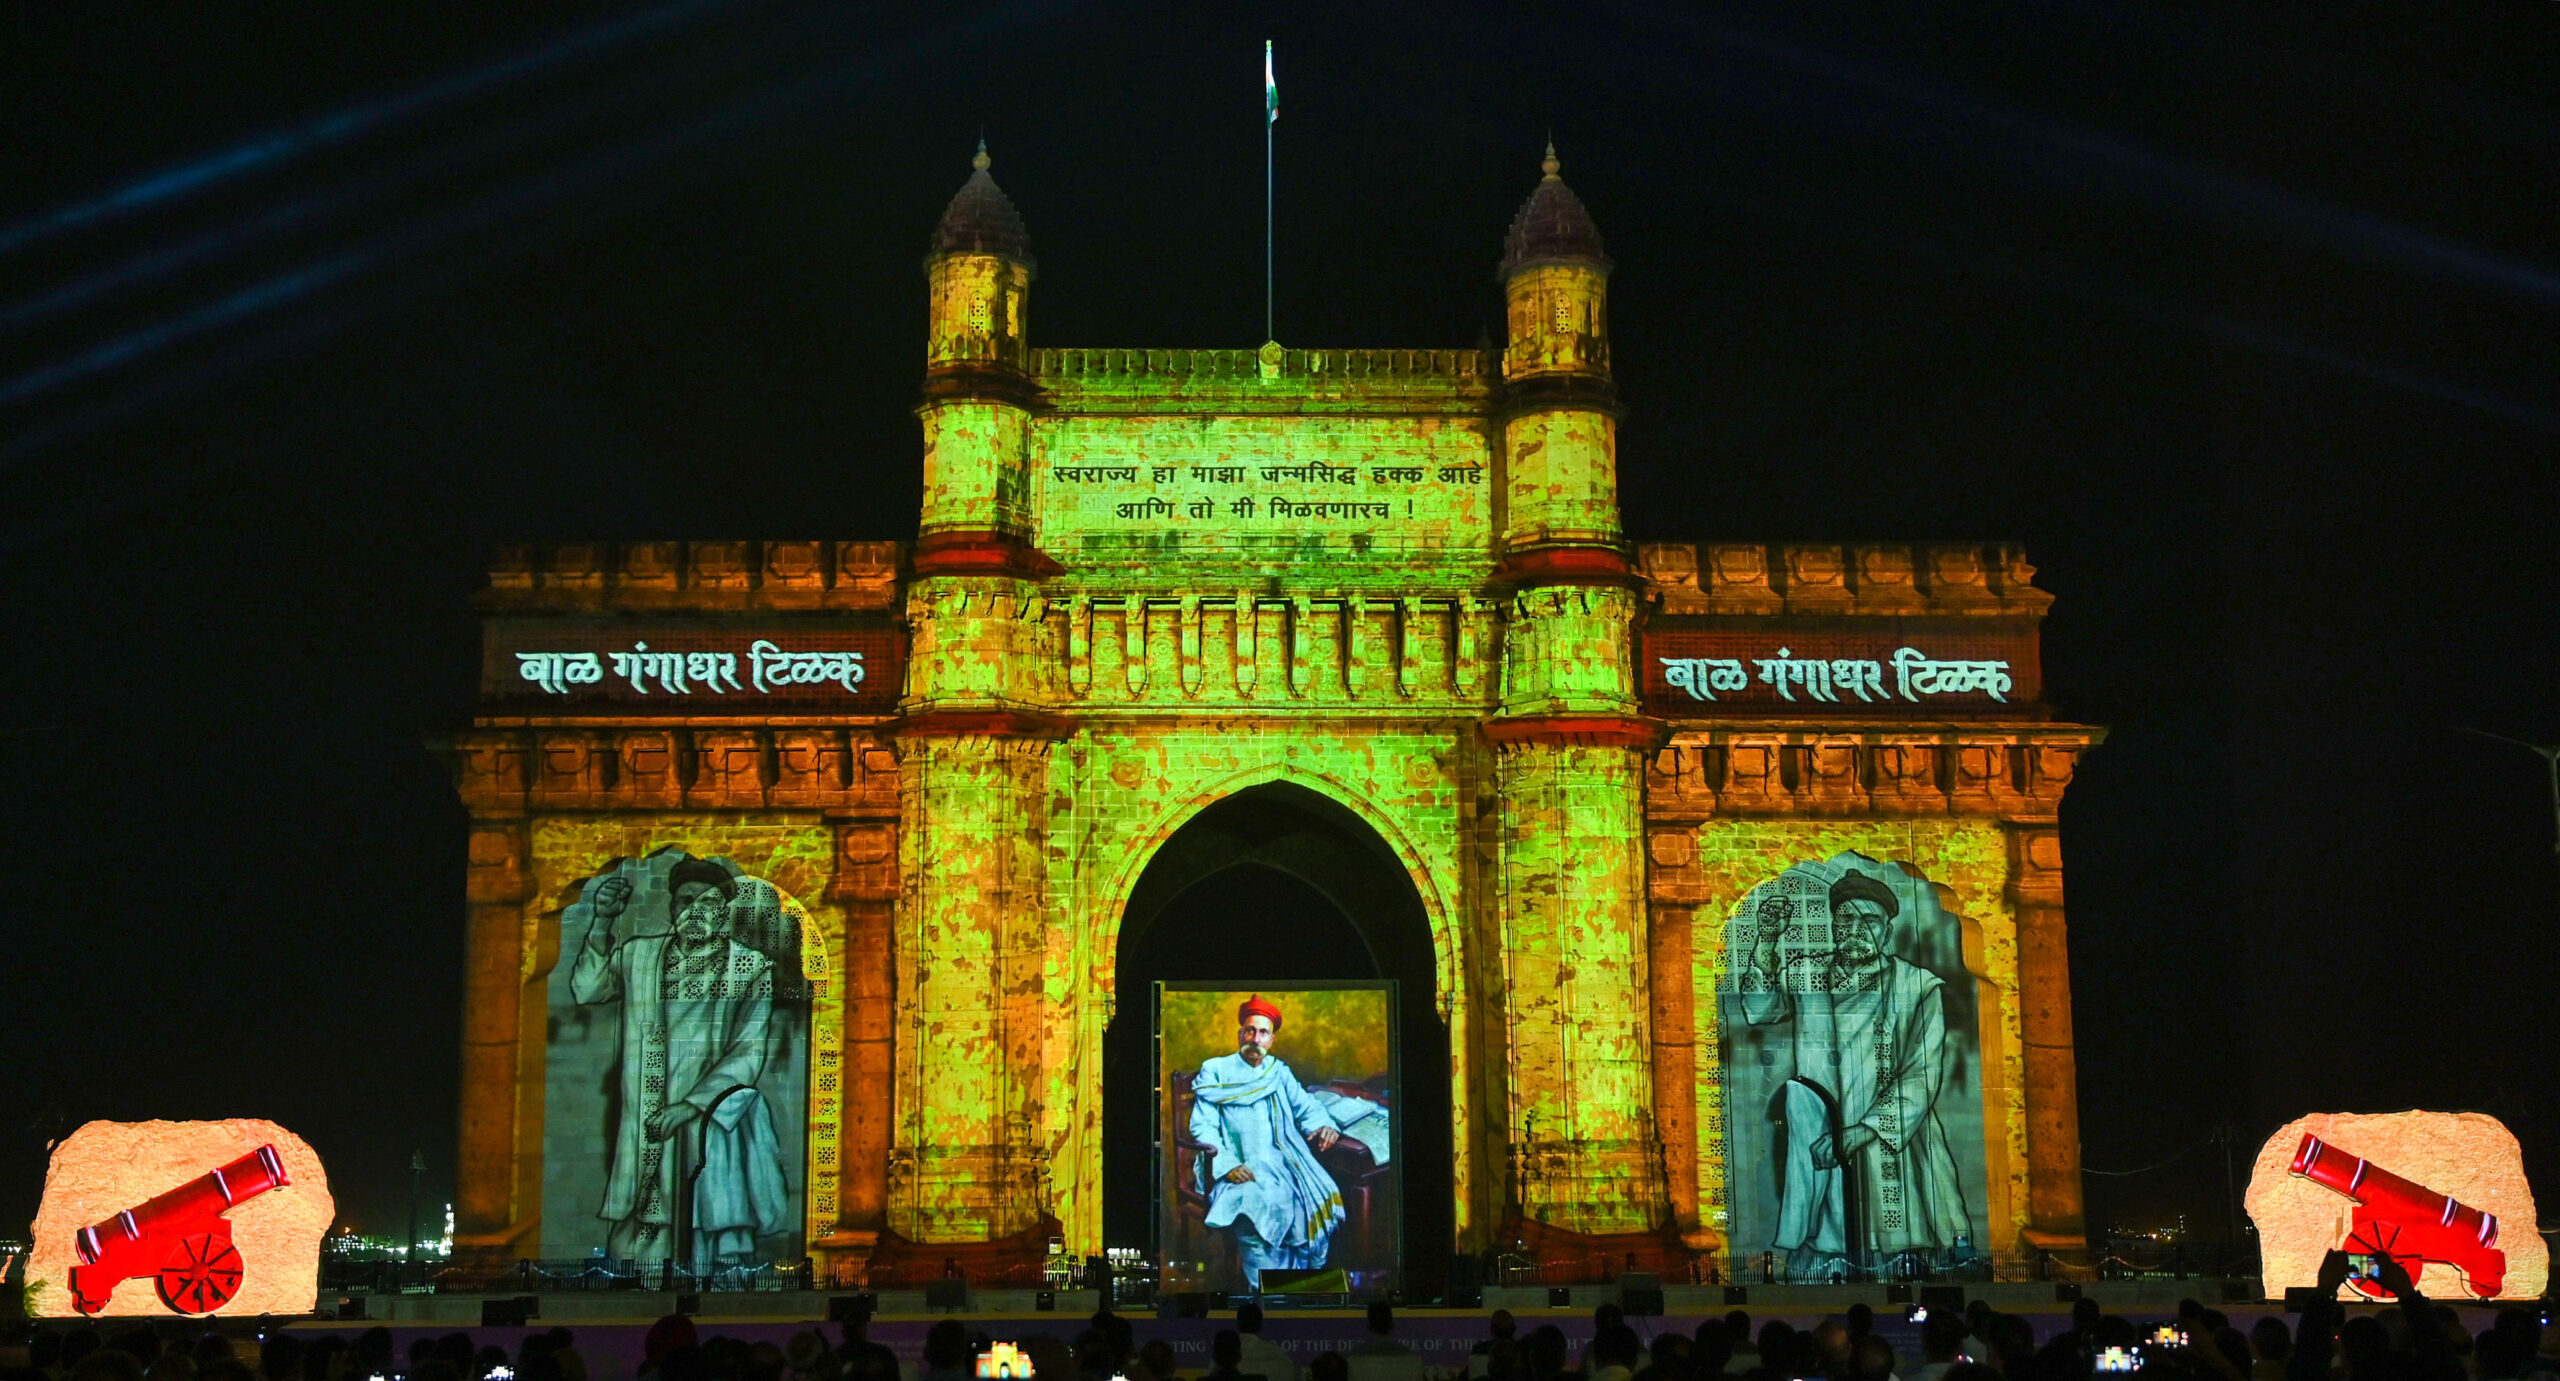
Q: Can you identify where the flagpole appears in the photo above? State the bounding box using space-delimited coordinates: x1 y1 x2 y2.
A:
1264 39 1275 344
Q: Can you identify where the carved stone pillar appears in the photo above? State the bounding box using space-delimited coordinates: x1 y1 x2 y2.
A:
1492 736 1664 1237
822 814 899 1276
889 730 1057 1247
455 814 533 1257
2006 823 2087 1251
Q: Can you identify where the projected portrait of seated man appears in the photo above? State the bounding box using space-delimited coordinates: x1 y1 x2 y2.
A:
1188 995 1346 1289
571 856 793 1269
1740 869 1970 1281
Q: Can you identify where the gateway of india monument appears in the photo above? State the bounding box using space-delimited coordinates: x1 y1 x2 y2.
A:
442 142 2100 1296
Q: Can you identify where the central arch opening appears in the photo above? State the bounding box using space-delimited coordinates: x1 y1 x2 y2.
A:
1104 781 1453 1294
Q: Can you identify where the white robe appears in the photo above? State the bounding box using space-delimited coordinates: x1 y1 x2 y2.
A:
1189 1052 1344 1253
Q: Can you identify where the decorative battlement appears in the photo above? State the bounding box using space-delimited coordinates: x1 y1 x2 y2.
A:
478 540 903 612
1033 347 1496 411
1036 346 1492 381
1637 541 2051 618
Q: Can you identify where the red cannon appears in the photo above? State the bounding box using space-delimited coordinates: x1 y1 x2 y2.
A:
2290 1133 2504 1299
68 1145 291 1315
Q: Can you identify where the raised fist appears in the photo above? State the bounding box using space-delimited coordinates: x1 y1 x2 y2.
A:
592 876 632 920
1754 896 1789 942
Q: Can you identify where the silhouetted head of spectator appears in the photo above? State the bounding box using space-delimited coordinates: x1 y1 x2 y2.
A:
1811 1321 1854 1377
1072 1330 1112 1378
2073 1299 2101 1332
1213 1332 1242 1371
1367 1303 1394 1338
2474 1330 2529 1381
2177 1300 2204 1324
1138 1340 1176 1381
1851 1337 1895 1381
645 1316 699 1370
1726 1312 1754 1349
1238 1303 1267 1337
1527 1325 1570 1378
1592 1326 1640 1374
1988 1315 2038 1374
258 1336 303 1381
296 1337 343 1381
2340 1317 2389 1371
1692 1321 1733 1376
1489 1310 1516 1341
74 1348 146 1381
2488 1306 2542 1354
1923 1314 1971 1363
1845 1305 1873 1341
745 1342 788 1381
2212 1328 2252 1377
923 1321 972 1373
1309 1355 1349 1381
2250 1318 2291 1364
1648 1332 1688 1376
1757 1323 1798 1378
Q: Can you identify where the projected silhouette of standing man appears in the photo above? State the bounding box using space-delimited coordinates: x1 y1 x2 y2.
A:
572 857 791 1268
1741 870 1970 1280
1189 995 1345 1289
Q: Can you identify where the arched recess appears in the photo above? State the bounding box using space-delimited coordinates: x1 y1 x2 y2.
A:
1703 847 2006 1277
1102 780 1456 1295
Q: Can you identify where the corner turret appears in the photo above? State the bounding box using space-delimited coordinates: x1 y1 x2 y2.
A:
1494 143 1624 570
915 141 1048 574
925 140 1035 376
1500 142 1610 382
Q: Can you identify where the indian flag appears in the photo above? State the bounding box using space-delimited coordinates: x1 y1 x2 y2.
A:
1265 41 1277 125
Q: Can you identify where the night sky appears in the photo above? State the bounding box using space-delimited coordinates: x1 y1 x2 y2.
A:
2 4 2555 1251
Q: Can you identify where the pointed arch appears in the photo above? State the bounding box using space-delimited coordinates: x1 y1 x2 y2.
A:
1085 759 1463 1020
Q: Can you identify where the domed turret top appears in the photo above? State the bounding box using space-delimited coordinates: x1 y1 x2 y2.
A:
1499 140 1607 276
930 138 1034 265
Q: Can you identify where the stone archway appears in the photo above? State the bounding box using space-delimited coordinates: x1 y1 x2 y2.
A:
1103 781 1455 1295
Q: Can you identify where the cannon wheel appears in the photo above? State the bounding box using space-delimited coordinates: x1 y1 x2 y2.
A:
155 1233 245 1315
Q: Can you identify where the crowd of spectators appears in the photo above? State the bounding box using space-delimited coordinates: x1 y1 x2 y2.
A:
3 1255 2551 1381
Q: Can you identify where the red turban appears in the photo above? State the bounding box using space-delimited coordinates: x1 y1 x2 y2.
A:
1238 994 1283 1031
